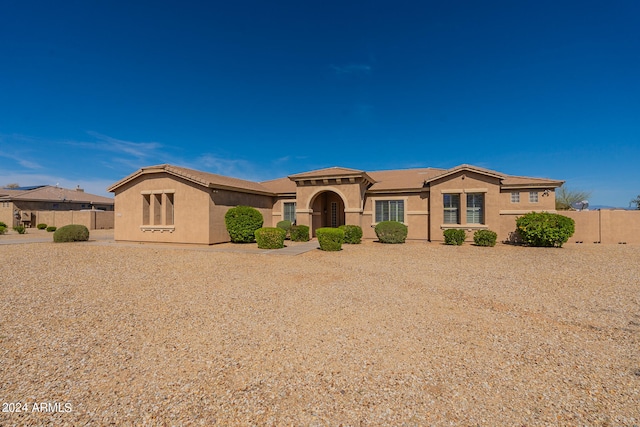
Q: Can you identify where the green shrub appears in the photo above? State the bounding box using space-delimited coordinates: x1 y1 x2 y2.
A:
53 224 90 242
276 220 292 238
224 206 264 243
0 221 7 228
338 225 363 244
515 212 575 248
46 226 57 232
290 225 310 242
316 227 344 251
375 221 408 244
13 225 26 234
443 229 466 245
0 225 6 235
255 227 286 249
473 229 497 247
37 223 47 230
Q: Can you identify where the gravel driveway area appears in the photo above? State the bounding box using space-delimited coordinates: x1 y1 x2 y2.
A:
1 240 639 426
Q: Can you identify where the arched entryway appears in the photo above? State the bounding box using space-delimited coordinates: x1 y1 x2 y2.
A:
309 190 346 236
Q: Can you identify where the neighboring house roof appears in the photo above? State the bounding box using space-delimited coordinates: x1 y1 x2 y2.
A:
0 185 114 205
109 163 563 197
108 164 274 196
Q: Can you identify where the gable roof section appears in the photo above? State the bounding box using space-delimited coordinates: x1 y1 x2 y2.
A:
108 164 274 196
501 175 564 189
288 166 376 187
367 167 445 192
423 164 505 184
0 186 113 204
288 166 366 179
260 176 296 195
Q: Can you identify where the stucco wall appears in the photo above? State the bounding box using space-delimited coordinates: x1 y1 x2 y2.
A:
0 203 14 227
562 210 640 244
34 210 114 229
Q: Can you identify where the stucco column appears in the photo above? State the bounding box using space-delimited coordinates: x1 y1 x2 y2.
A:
296 209 313 228
345 209 363 227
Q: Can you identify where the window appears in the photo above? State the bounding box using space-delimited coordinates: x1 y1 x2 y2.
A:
165 193 174 225
466 193 484 224
443 194 460 224
375 200 404 222
142 194 151 225
283 202 296 223
153 194 162 225
529 191 539 203
511 192 520 203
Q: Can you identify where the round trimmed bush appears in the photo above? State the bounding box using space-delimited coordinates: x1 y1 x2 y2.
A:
316 227 344 251
37 223 47 230
224 206 264 243
339 225 363 244
46 226 57 232
13 225 26 234
255 227 286 249
443 229 466 245
0 225 6 235
290 224 310 242
0 221 7 228
516 212 575 248
375 221 407 244
53 224 90 242
276 220 292 238
473 229 497 247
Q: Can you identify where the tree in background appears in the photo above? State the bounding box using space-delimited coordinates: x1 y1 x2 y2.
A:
5 183 19 188
631 195 640 210
555 187 592 210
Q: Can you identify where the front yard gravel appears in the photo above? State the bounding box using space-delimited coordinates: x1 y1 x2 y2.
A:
1 240 638 425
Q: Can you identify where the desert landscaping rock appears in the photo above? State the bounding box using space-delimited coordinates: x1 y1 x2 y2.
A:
1 240 639 425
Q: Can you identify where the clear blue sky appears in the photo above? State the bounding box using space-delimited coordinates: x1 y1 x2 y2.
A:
1 1 638 206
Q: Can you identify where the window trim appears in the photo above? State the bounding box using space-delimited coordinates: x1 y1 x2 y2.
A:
466 193 484 224
283 201 297 223
372 197 407 224
443 193 460 224
140 189 176 232
511 191 520 203
529 191 539 203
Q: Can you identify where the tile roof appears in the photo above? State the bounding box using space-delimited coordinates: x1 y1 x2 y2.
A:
109 164 564 196
109 164 274 195
367 168 445 191
260 177 296 194
1 186 114 204
288 166 368 179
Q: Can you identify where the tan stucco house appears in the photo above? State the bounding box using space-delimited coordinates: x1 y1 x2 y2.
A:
107 164 563 244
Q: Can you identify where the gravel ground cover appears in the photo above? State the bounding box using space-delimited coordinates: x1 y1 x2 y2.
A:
1 240 639 426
